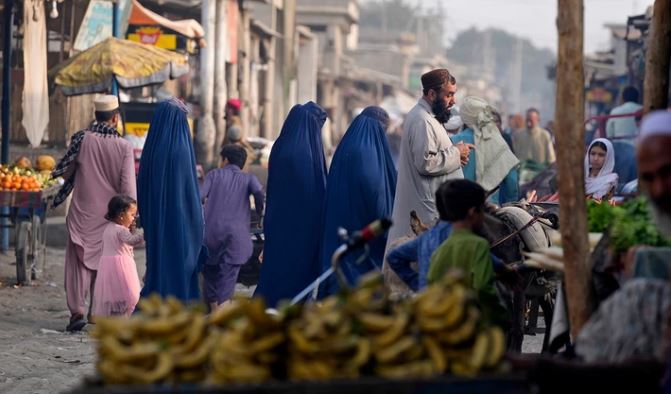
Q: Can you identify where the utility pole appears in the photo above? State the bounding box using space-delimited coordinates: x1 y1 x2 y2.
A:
642 0 671 113
240 9 251 138
1 0 14 252
555 0 592 336
511 37 523 112
111 0 119 96
196 0 217 167
213 0 228 164
2 0 14 166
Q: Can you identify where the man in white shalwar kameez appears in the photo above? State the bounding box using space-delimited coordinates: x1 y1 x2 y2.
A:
386 68 471 248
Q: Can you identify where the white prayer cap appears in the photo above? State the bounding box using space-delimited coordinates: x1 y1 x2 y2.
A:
445 115 463 131
94 95 119 112
639 110 671 143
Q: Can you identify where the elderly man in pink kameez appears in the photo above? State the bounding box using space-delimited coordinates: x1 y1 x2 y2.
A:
52 95 136 332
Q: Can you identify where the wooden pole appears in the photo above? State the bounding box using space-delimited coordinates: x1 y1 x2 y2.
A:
643 0 671 114
195 0 217 167
213 0 228 164
555 0 593 336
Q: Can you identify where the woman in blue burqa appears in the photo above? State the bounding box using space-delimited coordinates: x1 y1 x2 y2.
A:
318 106 397 296
137 98 206 302
254 102 328 307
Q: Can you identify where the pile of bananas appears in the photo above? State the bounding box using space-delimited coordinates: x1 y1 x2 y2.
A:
93 272 506 386
208 298 285 384
93 295 213 385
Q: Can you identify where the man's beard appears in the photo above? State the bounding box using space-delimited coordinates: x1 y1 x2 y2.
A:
649 198 671 240
432 99 451 124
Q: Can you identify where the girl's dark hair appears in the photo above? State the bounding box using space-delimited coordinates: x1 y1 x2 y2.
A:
590 141 608 154
436 179 486 221
105 195 137 221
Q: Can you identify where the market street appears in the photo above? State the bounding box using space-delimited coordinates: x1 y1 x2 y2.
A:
0 243 546 394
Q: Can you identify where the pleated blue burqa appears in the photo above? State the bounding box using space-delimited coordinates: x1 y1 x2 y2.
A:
319 107 397 295
137 98 205 302
254 102 328 307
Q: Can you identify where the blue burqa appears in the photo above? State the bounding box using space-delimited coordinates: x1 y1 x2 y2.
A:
319 107 397 295
254 102 328 307
137 98 205 302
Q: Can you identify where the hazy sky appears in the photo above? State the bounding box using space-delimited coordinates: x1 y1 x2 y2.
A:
391 0 655 53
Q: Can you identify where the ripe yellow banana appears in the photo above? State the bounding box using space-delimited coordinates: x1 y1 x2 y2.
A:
358 312 396 332
249 331 285 354
417 315 447 332
373 311 409 348
348 338 370 368
450 360 477 377
120 351 173 384
323 334 358 353
468 331 490 371
99 336 159 362
288 324 320 354
485 326 506 368
221 363 272 383
136 293 163 317
170 314 206 355
440 307 479 345
375 336 415 363
97 360 126 385
422 336 447 373
140 310 191 335
175 335 216 368
208 301 242 326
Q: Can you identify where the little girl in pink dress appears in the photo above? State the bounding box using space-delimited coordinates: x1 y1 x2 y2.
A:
92 195 144 317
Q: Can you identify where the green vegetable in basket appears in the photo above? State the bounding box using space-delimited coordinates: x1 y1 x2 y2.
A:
587 199 623 233
587 197 671 254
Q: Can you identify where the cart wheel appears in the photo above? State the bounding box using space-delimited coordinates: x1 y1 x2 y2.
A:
30 216 44 280
15 221 31 286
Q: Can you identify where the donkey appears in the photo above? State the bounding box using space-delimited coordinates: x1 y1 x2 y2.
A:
384 205 558 352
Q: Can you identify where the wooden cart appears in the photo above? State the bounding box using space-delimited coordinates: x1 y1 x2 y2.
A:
0 186 58 285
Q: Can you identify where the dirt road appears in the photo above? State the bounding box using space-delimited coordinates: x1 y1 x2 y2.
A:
0 247 146 394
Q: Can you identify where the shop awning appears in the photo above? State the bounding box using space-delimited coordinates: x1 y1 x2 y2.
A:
129 0 205 40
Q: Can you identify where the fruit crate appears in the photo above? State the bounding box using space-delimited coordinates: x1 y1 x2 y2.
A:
0 185 59 285
0 185 59 209
70 374 531 394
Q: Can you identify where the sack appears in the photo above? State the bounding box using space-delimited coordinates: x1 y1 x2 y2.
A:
495 206 550 252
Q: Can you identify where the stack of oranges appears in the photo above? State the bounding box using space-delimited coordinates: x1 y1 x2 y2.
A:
0 172 42 192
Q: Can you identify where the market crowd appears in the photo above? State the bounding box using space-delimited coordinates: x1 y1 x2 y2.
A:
52 68 671 372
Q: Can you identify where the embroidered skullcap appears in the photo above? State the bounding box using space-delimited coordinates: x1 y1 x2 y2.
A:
639 110 671 144
94 95 119 112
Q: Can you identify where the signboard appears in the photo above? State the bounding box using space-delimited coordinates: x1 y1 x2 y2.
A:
126 26 197 53
73 0 132 51
586 87 614 104
121 102 193 138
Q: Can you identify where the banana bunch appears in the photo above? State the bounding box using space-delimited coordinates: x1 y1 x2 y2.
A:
34 172 61 190
93 271 507 387
286 298 369 381
413 273 506 376
93 294 213 385
208 298 285 384
353 271 506 379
